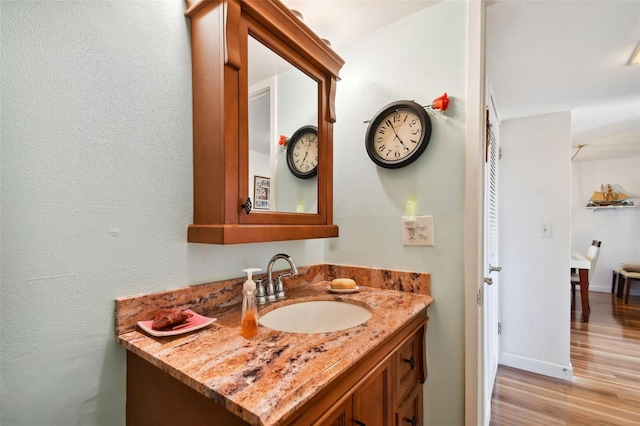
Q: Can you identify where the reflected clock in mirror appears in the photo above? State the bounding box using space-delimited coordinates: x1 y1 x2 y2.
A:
287 125 318 179
247 35 318 214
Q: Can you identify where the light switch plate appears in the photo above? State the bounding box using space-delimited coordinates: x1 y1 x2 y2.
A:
402 215 434 246
539 222 552 238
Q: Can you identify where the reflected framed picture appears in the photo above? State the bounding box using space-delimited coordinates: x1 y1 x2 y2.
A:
254 176 270 210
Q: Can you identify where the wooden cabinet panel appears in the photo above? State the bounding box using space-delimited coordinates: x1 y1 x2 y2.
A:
395 384 423 426
184 0 344 244
126 351 249 426
314 324 426 426
394 330 423 404
352 358 393 426
316 399 352 426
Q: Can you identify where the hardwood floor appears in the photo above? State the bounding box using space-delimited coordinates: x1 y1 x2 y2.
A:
490 292 640 425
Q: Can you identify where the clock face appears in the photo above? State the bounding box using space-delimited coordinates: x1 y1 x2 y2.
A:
365 101 432 169
287 125 318 179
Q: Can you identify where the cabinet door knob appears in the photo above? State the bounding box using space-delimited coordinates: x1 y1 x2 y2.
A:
354 421 366 426
241 198 252 215
403 355 416 369
404 415 418 426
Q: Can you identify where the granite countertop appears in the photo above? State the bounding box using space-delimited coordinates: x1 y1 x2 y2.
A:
117 280 433 426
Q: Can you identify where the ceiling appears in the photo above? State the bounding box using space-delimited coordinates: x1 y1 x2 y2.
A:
486 0 640 162
280 0 640 162
280 1 440 50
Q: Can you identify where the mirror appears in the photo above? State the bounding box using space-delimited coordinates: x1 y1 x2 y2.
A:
248 35 318 214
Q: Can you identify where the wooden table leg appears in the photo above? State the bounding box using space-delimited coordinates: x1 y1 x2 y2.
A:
578 268 590 322
617 274 626 299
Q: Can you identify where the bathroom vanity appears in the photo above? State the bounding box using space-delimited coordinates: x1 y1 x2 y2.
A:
116 272 432 426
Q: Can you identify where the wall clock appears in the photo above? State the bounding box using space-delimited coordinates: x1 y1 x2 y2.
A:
365 100 432 169
287 125 319 179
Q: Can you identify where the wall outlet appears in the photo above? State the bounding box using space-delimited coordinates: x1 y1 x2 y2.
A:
402 215 434 246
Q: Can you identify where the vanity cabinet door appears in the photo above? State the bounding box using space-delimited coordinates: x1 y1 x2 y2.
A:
316 399 352 426
394 330 424 404
395 384 423 426
310 324 426 426
315 359 392 426
393 326 426 426
352 358 393 426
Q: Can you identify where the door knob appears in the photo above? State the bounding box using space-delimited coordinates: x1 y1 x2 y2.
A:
489 264 502 273
484 277 494 285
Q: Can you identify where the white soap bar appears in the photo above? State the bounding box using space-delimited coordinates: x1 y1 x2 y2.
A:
331 278 357 289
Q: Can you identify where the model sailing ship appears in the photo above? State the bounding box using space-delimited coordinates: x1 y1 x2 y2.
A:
587 184 634 207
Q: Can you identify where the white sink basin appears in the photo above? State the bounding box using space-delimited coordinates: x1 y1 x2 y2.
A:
258 300 372 333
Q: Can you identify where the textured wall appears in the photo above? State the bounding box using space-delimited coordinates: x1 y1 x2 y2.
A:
0 2 323 425
327 2 469 424
1 1 471 425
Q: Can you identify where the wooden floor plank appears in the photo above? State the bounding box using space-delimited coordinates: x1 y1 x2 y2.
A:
490 293 640 425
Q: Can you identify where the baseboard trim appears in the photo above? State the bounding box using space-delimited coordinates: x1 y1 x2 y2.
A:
500 352 574 381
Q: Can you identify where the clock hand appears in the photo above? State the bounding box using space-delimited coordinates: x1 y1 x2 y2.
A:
386 119 409 151
301 142 311 163
296 140 314 169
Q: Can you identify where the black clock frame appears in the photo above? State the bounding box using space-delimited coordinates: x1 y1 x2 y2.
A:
286 125 319 179
365 100 432 169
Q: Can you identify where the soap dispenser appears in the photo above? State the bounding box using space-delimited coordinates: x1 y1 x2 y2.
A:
241 268 261 339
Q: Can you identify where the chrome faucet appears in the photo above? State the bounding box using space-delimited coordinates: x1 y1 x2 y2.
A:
256 253 298 304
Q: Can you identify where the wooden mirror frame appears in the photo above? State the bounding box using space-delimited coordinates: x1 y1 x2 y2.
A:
185 0 344 244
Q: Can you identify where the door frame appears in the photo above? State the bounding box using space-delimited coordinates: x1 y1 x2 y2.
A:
482 89 501 425
464 0 487 425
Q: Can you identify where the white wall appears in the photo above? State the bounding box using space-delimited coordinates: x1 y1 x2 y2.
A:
1 1 471 425
328 2 469 424
248 90 271 208
1 3 323 425
275 68 318 213
499 112 573 380
248 149 270 206
571 157 640 294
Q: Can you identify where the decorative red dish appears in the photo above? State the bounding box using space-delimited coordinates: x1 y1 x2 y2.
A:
137 309 217 337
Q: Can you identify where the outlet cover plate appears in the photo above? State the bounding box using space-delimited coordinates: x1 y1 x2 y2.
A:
402 215 434 246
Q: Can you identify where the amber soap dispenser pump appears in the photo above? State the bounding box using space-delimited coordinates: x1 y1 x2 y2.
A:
241 268 261 339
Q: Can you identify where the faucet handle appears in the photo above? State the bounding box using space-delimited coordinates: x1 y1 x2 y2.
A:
255 278 265 295
255 279 267 304
274 274 286 299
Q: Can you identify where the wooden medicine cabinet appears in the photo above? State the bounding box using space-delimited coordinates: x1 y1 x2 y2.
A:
184 0 344 244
